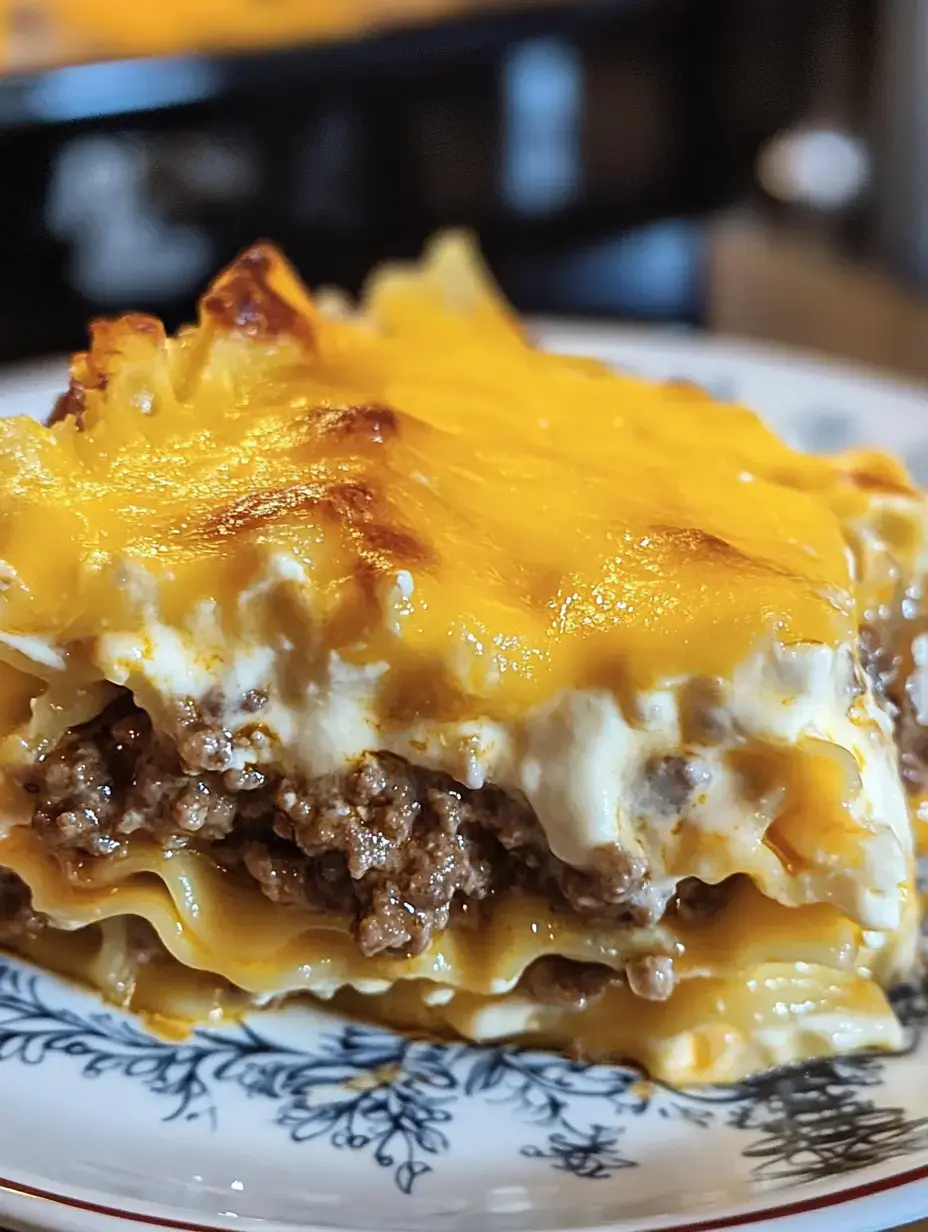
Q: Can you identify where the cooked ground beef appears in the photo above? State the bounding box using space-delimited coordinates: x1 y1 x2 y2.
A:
670 875 730 924
520 957 619 1011
859 622 903 703
625 953 675 1000
520 951 675 1009
0 869 45 942
23 695 722 968
898 717 928 795
859 611 928 795
29 696 270 856
641 755 710 816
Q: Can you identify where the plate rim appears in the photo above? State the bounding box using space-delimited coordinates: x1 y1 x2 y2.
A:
2 1161 928 1232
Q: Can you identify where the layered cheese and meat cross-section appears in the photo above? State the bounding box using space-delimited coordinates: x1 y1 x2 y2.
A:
0 235 924 1084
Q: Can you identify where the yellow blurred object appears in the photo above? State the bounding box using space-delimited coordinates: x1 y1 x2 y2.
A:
22 0 529 61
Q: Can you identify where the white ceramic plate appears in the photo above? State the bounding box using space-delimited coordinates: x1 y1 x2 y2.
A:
0 328 927 1232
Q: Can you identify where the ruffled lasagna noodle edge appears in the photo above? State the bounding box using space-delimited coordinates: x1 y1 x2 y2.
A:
0 825 907 1085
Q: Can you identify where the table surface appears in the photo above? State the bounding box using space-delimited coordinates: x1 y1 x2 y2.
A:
708 215 928 387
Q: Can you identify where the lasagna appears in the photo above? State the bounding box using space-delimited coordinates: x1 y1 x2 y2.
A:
0 234 924 1084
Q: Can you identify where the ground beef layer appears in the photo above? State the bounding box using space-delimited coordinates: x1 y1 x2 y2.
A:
1 694 735 1004
860 610 928 794
0 868 45 943
19 696 693 956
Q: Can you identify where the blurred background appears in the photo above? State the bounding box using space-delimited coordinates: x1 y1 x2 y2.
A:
1 0 926 381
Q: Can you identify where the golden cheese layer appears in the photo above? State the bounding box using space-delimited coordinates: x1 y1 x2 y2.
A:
0 236 922 694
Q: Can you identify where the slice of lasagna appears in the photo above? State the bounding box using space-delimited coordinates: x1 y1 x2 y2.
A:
0 235 923 1084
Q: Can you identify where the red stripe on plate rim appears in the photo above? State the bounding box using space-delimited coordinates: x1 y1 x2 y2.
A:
0 1163 926 1232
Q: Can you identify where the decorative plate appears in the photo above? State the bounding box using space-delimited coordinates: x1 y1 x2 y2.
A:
0 328 927 1232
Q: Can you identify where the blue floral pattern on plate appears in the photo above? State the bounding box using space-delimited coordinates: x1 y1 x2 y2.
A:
1 959 926 1196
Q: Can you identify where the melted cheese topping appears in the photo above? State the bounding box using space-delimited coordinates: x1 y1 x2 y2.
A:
0 237 922 703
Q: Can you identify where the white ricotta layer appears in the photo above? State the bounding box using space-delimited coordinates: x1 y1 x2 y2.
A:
17 550 910 952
